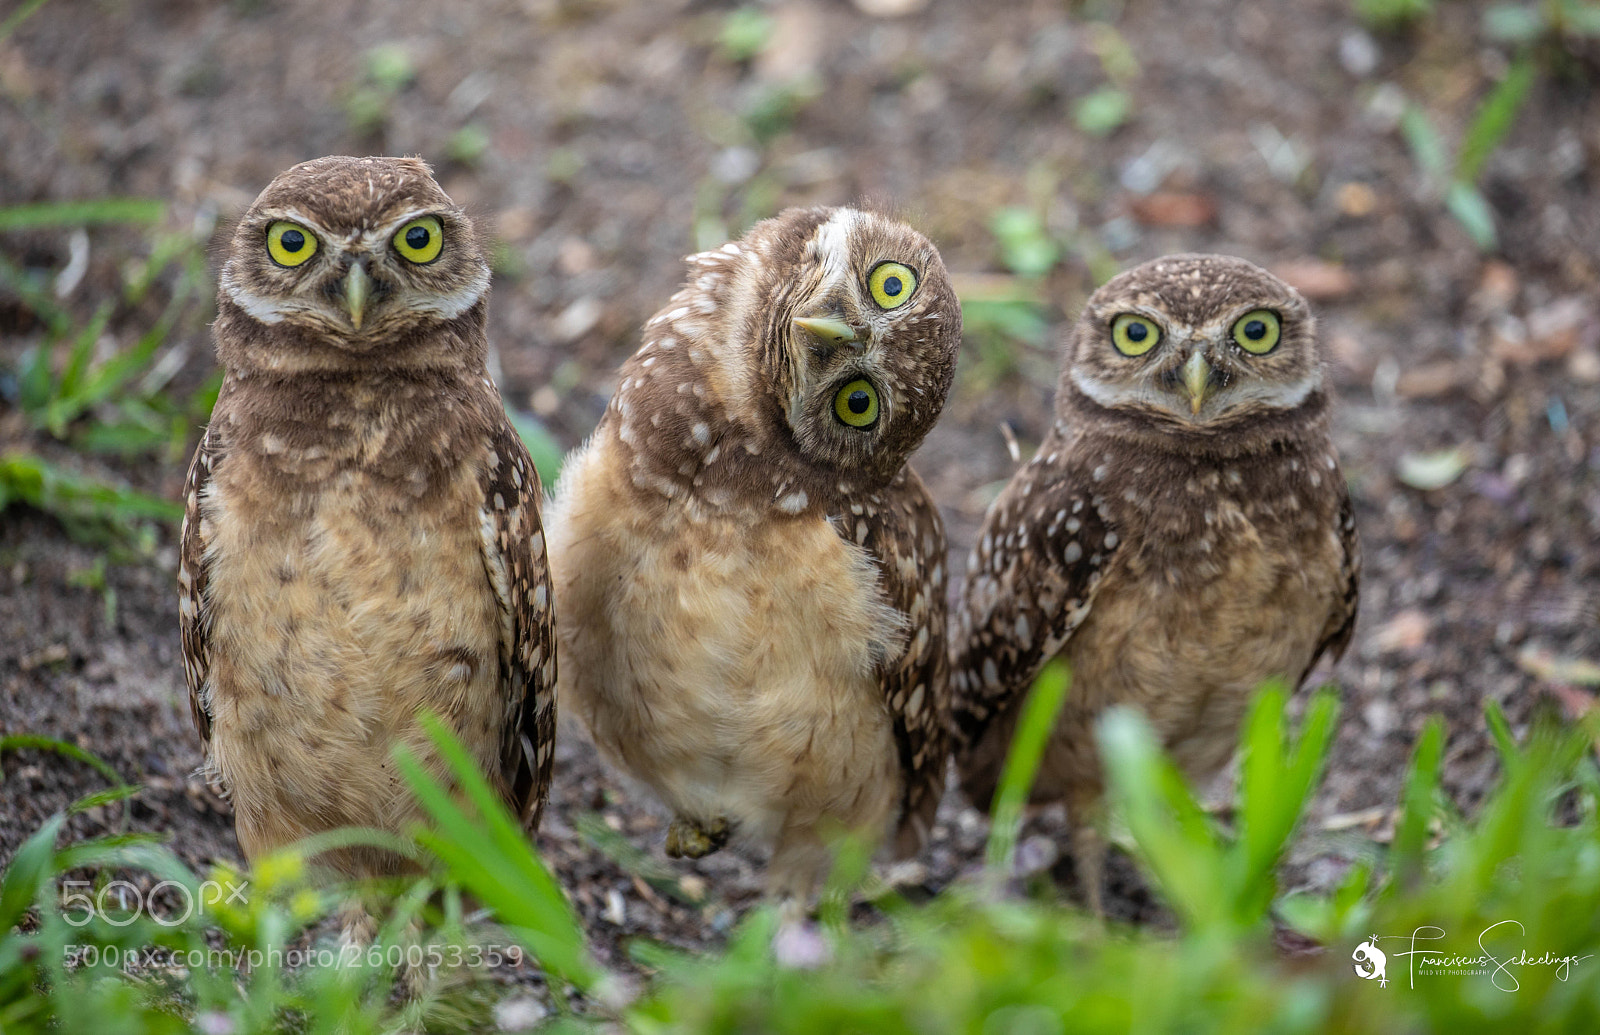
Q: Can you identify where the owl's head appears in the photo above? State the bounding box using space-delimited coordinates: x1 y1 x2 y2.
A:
216 155 489 372
727 206 961 483
1063 254 1321 437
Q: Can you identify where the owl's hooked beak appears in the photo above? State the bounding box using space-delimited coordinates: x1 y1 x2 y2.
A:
343 263 373 331
1182 351 1212 415
792 315 862 349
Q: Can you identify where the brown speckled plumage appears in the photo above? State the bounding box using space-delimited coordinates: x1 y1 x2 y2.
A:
548 207 959 898
178 156 554 877
949 254 1360 912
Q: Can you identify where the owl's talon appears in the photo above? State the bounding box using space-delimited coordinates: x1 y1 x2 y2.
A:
665 816 730 858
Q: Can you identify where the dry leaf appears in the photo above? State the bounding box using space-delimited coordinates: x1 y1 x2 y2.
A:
1273 259 1354 302
1128 192 1217 228
1397 447 1470 490
1516 646 1600 686
1370 608 1432 654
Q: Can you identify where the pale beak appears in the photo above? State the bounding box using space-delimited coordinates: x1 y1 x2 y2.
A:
792 315 860 347
343 263 372 330
1182 351 1211 415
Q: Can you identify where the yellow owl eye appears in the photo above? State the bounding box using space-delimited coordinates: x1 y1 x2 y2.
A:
266 221 318 268
1111 313 1161 356
833 379 880 428
1232 309 1281 354
868 262 917 310
393 216 444 264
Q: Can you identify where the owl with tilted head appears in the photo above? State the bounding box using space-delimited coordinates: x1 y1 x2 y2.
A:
949 254 1360 915
548 206 959 903
178 157 555 902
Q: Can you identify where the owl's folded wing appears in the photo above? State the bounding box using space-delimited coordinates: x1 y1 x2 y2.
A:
1302 486 1361 685
948 454 1120 772
477 419 558 832
178 427 221 788
860 466 952 857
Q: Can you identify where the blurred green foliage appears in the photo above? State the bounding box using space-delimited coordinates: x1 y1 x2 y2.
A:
1354 0 1598 251
1399 56 1536 250
1073 86 1133 137
1355 0 1436 30
2 676 1597 1032
0 0 53 43
717 6 774 64
345 42 418 137
446 123 492 167
0 453 179 556
1484 0 1600 46
1 198 214 553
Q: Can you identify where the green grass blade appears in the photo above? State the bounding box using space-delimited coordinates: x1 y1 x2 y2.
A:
984 661 1072 873
0 198 165 232
0 812 66 931
1483 699 1519 769
396 714 596 987
1483 3 1547 42
65 785 142 816
0 0 54 42
1099 707 1227 929
1456 57 1536 184
17 345 54 413
506 408 565 489
47 303 115 434
1232 686 1340 920
1400 105 1449 183
53 316 172 430
1445 182 1497 250
1388 716 1445 892
0 734 126 788
287 825 422 864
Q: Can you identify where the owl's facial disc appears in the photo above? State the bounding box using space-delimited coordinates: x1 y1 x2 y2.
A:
737 205 956 483
1073 314 1319 427
224 203 487 349
780 290 899 472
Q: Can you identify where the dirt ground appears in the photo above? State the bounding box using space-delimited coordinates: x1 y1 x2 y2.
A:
2 0 1599 969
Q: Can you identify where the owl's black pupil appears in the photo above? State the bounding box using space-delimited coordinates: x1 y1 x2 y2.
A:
406 226 431 251
882 275 902 297
1126 321 1148 342
280 229 305 253
1245 319 1267 340
847 389 871 415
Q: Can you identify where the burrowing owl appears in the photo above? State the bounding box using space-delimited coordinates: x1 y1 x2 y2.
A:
548 207 960 900
179 156 555 879
949 254 1359 913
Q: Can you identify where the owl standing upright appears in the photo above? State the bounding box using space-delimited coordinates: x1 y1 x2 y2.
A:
548 207 960 900
949 254 1359 913
179 156 555 881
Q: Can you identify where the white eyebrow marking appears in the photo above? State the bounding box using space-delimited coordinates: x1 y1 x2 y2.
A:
410 265 491 319
218 275 287 323
812 207 859 293
1070 365 1320 414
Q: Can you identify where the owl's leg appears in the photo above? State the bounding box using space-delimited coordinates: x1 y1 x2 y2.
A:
1066 788 1108 918
1071 823 1108 918
765 819 831 905
336 898 378 954
665 815 730 859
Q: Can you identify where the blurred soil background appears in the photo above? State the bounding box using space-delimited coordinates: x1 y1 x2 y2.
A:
2 0 1599 968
